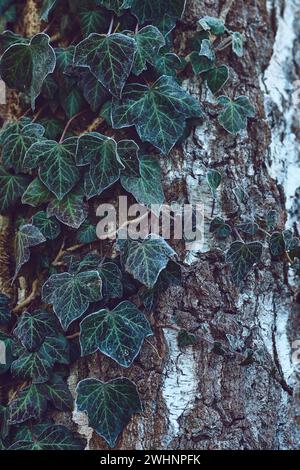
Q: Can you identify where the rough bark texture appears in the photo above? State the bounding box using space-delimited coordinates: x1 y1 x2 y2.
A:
1 0 299 451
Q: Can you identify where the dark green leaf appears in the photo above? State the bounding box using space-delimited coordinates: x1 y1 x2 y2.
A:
80 301 152 367
40 0 58 21
76 377 142 447
79 6 109 36
76 219 98 244
14 224 46 280
132 26 165 75
42 270 102 330
207 169 221 192
0 31 28 54
210 217 231 239
226 241 263 284
13 310 57 351
98 262 123 299
9 425 85 450
112 75 202 154
205 65 229 94
74 33 136 98
231 32 244 57
269 231 286 256
198 16 225 35
218 95 255 134
47 191 88 229
189 51 214 74
9 384 48 425
0 33 56 109
0 167 30 214
78 70 108 112
32 211 61 240
61 85 85 119
130 0 185 23
155 52 184 77
95 0 130 15
43 374 73 411
38 118 64 140
21 177 52 207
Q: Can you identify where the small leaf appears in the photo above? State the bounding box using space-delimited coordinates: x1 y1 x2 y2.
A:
207 169 222 192
0 293 11 325
14 224 46 280
0 167 30 214
21 177 52 208
199 39 215 61
42 271 102 330
74 33 136 98
112 75 202 154
205 65 229 94
189 51 214 74
154 52 184 77
13 310 57 351
9 425 85 450
132 25 165 75
237 222 259 236
231 32 244 57
0 33 56 109
76 219 98 244
76 377 142 447
210 217 231 239
32 211 61 240
123 235 177 288
198 16 225 35
76 132 123 199
80 301 152 367
226 241 263 284
269 231 286 256
47 191 88 229
60 84 85 119
218 95 255 134
24 138 79 200
9 384 48 425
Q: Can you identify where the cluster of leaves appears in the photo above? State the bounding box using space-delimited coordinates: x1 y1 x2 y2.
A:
0 0 292 451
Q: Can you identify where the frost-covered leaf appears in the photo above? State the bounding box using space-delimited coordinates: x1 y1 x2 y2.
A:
123 235 177 288
44 373 73 411
9 424 85 450
79 6 109 36
76 377 142 447
78 69 108 112
0 33 56 109
112 75 202 154
32 211 61 240
198 16 225 35
207 169 221 192
0 167 30 214
231 32 244 57
42 271 102 330
9 384 48 425
1 122 45 173
130 0 186 23
155 52 184 77
121 155 164 207
199 39 215 61
14 224 46 280
47 191 88 229
0 293 11 325
236 222 259 236
226 241 263 284
132 26 165 76
24 138 79 199
218 95 255 134
0 31 28 54
13 310 57 351
21 177 52 207
76 132 123 199
205 65 229 94
60 84 85 119
117 139 140 176
40 0 58 21
189 51 214 74
269 231 286 256
74 33 136 98
80 301 152 367
210 217 231 239
95 0 131 15
76 219 97 244
98 262 123 299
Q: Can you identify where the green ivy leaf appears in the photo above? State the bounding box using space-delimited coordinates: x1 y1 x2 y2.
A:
76 219 98 244
0 293 11 325
24 138 79 200
9 384 48 425
155 52 184 77
42 270 103 330
40 0 58 21
9 424 85 450
32 210 61 240
21 177 52 207
231 32 244 57
117 139 140 176
199 39 215 61
47 191 88 229
14 224 46 280
0 30 28 54
98 262 123 299
123 235 177 288
218 95 255 134
0 167 30 214
269 232 286 256
76 132 123 199
210 217 231 239
1 122 45 173
79 6 109 36
226 241 263 284
130 0 185 23
78 70 109 112
60 84 85 119
207 169 222 193
132 26 165 76
95 0 130 15
205 65 229 94
121 155 164 208
13 310 57 351
112 75 202 154
198 16 225 35
0 33 56 109
38 118 64 140
80 301 152 367
189 51 214 74
74 33 136 98
76 377 142 447
43 373 73 411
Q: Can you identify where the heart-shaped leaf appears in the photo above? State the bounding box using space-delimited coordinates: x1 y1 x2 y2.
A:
8 424 85 450
98 262 123 299
123 235 177 288
0 293 11 325
76 377 142 447
112 75 202 154
189 51 214 74
80 301 152 367
32 211 61 240
21 177 52 207
0 167 30 214
231 32 244 57
76 219 98 244
210 217 231 239
132 25 165 76
13 310 57 351
74 33 136 98
14 224 46 280
155 52 184 77
198 16 225 35
130 0 185 23
207 169 222 192
42 270 102 330
76 132 124 199
218 95 255 134
24 138 79 200
226 241 263 284
269 232 286 256
205 65 229 94
121 154 164 207
9 384 48 425
0 33 56 109
47 191 88 229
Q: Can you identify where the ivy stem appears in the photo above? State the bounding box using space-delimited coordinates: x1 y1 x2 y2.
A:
232 225 244 243
107 15 114 35
52 242 84 266
59 111 85 143
66 332 80 340
42 17 56 35
12 279 39 314
8 381 28 405
135 21 139 34
258 227 271 237
145 338 162 360
113 22 121 33
215 36 232 51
